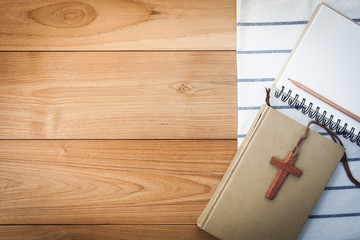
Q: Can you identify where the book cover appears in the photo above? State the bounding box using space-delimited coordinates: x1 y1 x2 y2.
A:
198 106 345 240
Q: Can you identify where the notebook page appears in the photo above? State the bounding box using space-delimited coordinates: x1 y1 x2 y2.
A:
275 4 360 128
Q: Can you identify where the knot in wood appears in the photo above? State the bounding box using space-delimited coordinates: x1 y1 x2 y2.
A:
177 82 194 96
29 1 97 29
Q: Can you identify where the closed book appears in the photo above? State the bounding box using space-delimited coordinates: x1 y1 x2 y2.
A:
197 105 345 240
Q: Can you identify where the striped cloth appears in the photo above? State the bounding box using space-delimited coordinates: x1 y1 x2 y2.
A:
236 0 360 239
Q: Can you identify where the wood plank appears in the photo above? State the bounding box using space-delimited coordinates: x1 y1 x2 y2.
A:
0 0 235 50
0 51 237 139
0 140 236 224
0 225 217 240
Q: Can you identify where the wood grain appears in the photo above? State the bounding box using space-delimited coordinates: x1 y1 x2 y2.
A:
0 140 236 224
0 225 217 240
0 0 235 50
0 1 237 238
0 51 237 139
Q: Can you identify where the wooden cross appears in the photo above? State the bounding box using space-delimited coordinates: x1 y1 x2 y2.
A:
265 152 302 200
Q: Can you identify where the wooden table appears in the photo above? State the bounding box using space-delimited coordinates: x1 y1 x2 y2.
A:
0 0 237 239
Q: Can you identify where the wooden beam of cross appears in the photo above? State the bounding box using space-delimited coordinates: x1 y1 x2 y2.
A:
265 152 302 200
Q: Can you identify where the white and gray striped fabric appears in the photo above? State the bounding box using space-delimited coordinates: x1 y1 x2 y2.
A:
236 0 360 239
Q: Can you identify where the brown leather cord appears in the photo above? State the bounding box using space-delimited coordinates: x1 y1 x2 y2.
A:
265 88 360 188
265 88 271 107
292 121 360 188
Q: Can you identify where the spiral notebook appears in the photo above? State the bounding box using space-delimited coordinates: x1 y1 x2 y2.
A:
273 3 360 145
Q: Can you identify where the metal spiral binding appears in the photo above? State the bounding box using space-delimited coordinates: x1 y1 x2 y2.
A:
275 86 360 146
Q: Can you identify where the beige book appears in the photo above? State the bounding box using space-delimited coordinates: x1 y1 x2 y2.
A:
197 105 345 240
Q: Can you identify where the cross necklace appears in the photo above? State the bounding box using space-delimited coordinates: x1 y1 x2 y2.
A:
264 121 313 200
